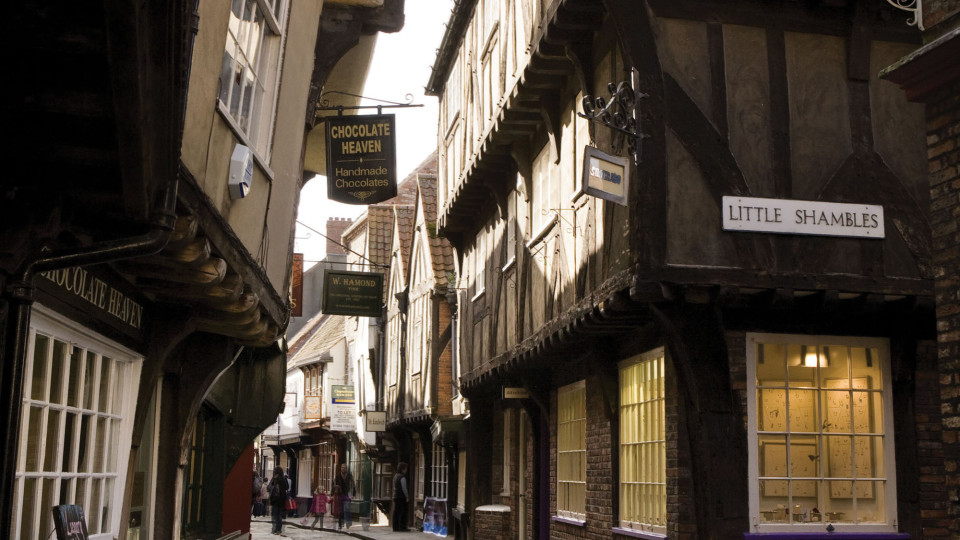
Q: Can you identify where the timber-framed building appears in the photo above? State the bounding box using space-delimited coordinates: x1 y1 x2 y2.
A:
426 0 948 539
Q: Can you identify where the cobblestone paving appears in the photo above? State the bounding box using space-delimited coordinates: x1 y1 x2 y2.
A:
250 516 426 540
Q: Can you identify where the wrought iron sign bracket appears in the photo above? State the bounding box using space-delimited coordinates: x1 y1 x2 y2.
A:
316 90 424 117
886 0 923 30
577 81 648 166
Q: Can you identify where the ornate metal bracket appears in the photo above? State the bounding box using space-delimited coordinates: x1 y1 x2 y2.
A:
577 81 648 165
316 91 423 115
886 0 924 31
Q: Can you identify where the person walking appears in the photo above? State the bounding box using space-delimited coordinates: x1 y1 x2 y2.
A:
309 486 329 530
391 462 410 531
252 470 265 517
266 466 289 535
333 463 355 529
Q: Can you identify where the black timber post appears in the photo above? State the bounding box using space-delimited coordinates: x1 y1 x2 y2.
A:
652 303 749 538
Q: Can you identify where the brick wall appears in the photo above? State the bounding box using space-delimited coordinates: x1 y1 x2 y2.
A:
325 217 352 254
666 354 696 540
927 79 960 538
474 507 512 540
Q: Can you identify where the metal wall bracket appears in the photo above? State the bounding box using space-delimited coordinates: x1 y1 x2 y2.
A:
886 0 924 30
577 81 648 165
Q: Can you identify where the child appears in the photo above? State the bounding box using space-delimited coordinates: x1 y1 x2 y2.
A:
310 487 329 530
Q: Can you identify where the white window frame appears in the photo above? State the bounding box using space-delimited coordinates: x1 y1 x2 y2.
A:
746 333 898 534
430 442 448 500
617 348 666 536
556 380 586 520
217 0 287 165
12 306 142 540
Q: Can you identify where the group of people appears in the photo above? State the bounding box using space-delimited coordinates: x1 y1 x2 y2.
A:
253 464 357 535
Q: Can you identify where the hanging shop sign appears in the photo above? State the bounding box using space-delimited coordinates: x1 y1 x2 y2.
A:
291 253 304 317
53 505 89 540
721 196 885 239
579 146 629 206
36 265 147 344
365 410 386 432
502 387 530 399
322 270 384 317
304 395 323 420
326 114 397 204
331 385 356 431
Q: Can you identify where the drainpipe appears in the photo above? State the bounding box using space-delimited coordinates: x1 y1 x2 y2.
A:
0 178 178 530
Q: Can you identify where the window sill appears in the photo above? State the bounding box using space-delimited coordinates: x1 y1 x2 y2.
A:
471 289 485 302
612 527 666 539
551 515 586 527
216 101 275 182
744 533 909 539
526 214 558 249
501 256 516 274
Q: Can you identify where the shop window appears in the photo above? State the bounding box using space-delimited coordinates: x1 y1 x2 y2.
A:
618 349 666 535
182 408 217 535
431 443 448 500
374 461 395 500
217 0 286 159
12 308 141 540
457 450 467 511
747 334 897 533
317 443 335 492
557 380 586 520
415 438 425 501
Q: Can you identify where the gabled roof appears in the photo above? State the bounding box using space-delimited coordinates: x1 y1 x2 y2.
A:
288 314 344 370
396 205 417 281
416 174 455 288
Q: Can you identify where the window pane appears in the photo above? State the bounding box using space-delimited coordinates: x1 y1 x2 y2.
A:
98 357 112 412
84 351 98 410
63 412 77 472
20 477 37 540
31 334 50 401
89 478 102 532
68 346 83 407
39 478 56 539
24 406 43 472
50 340 67 405
44 409 61 471
78 413 93 472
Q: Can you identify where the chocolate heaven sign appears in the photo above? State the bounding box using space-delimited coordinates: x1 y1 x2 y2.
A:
326 114 397 204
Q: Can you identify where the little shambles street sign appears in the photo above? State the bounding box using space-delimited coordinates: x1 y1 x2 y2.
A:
326 114 397 204
322 270 383 317
722 196 885 239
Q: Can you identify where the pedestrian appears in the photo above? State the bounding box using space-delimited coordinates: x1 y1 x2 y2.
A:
252 470 265 517
333 463 355 529
266 466 289 535
309 486 329 530
392 462 410 531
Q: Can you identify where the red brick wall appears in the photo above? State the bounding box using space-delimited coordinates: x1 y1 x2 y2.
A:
325 217 352 254
927 79 960 538
474 508 512 540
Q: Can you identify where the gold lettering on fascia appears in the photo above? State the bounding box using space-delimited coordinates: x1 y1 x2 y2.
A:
40 268 143 330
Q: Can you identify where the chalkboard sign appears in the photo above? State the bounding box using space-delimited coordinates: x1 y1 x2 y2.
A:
52 505 89 540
